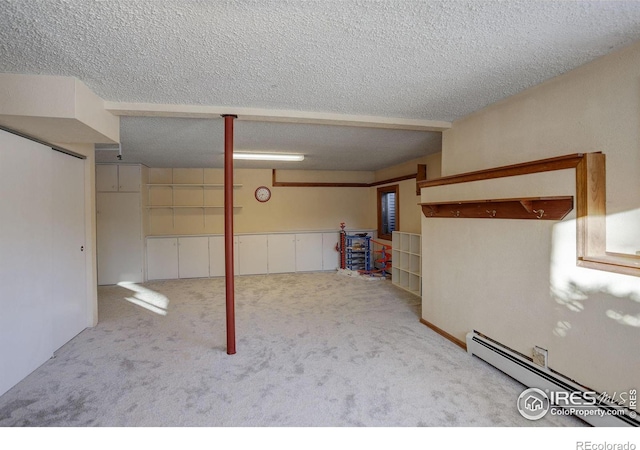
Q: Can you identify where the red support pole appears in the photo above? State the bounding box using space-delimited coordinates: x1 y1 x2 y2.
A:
223 114 237 355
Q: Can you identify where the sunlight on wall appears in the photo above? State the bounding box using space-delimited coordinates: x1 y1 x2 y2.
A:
550 214 640 328
117 282 169 316
553 320 572 338
607 208 640 255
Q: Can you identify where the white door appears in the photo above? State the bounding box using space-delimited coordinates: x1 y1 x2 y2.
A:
238 235 268 275
0 130 55 396
147 238 178 280
209 235 238 277
295 233 324 272
96 193 143 285
178 236 209 278
95 164 117 192
51 150 87 350
118 165 141 192
267 234 296 273
322 232 340 270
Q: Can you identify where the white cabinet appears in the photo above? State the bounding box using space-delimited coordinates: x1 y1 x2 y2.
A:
146 230 375 281
96 164 140 192
97 192 143 285
118 165 141 192
147 238 178 280
178 236 209 279
268 234 296 273
322 232 340 270
295 233 323 272
237 234 268 275
209 236 239 277
392 231 421 296
96 164 118 192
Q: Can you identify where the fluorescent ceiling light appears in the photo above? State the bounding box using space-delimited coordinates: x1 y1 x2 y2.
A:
233 152 304 161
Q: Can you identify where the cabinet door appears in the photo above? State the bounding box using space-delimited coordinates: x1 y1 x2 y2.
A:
96 164 117 192
209 236 239 277
322 232 340 270
118 165 141 192
295 233 323 272
178 236 209 279
147 238 178 280
97 192 143 285
237 235 268 275
267 234 296 274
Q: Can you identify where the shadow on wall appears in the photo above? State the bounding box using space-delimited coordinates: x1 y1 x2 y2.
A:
550 215 640 337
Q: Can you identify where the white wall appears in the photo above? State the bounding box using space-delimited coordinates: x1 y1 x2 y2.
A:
422 41 640 404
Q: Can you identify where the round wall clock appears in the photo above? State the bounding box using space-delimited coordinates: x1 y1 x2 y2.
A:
255 186 271 202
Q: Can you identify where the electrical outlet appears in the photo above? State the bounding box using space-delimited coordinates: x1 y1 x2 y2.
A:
532 346 548 368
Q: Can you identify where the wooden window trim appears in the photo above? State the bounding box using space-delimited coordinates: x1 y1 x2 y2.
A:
377 184 399 241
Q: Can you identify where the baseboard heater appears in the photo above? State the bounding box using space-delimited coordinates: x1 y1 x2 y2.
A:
466 330 639 427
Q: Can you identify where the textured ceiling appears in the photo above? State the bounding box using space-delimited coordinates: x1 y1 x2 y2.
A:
3 0 640 169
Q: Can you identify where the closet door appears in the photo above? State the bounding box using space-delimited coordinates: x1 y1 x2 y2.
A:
97 192 143 285
51 150 88 350
0 130 54 396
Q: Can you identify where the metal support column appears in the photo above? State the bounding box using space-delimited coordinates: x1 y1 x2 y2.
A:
222 114 237 355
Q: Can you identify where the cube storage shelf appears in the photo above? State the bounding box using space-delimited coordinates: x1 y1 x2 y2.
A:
391 231 421 296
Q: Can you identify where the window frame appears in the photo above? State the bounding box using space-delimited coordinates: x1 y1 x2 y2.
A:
377 184 399 241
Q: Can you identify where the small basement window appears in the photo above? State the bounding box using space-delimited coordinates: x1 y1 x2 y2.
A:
378 185 399 240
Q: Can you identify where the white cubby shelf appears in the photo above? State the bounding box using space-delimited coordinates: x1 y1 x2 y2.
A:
391 231 421 297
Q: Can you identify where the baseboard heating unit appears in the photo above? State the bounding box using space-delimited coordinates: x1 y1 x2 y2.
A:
466 331 639 427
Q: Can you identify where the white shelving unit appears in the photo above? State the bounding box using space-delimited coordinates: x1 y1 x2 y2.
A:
392 231 421 296
146 183 243 227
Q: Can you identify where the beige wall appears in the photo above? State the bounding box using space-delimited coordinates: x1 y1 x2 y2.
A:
145 168 375 235
373 153 442 238
423 41 640 403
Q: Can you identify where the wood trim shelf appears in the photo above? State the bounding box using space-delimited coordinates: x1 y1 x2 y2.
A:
420 196 574 220
418 153 588 188
419 151 639 277
145 205 243 209
146 183 243 187
272 169 417 188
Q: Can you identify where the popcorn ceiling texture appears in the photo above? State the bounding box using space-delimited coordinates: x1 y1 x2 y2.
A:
2 1 640 168
2 0 640 121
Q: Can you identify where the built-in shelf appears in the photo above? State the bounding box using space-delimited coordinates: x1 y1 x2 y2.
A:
419 196 573 220
392 231 421 297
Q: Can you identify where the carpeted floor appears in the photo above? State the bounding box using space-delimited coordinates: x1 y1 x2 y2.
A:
0 272 584 427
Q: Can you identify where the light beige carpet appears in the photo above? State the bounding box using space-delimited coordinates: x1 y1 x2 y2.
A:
0 272 584 426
